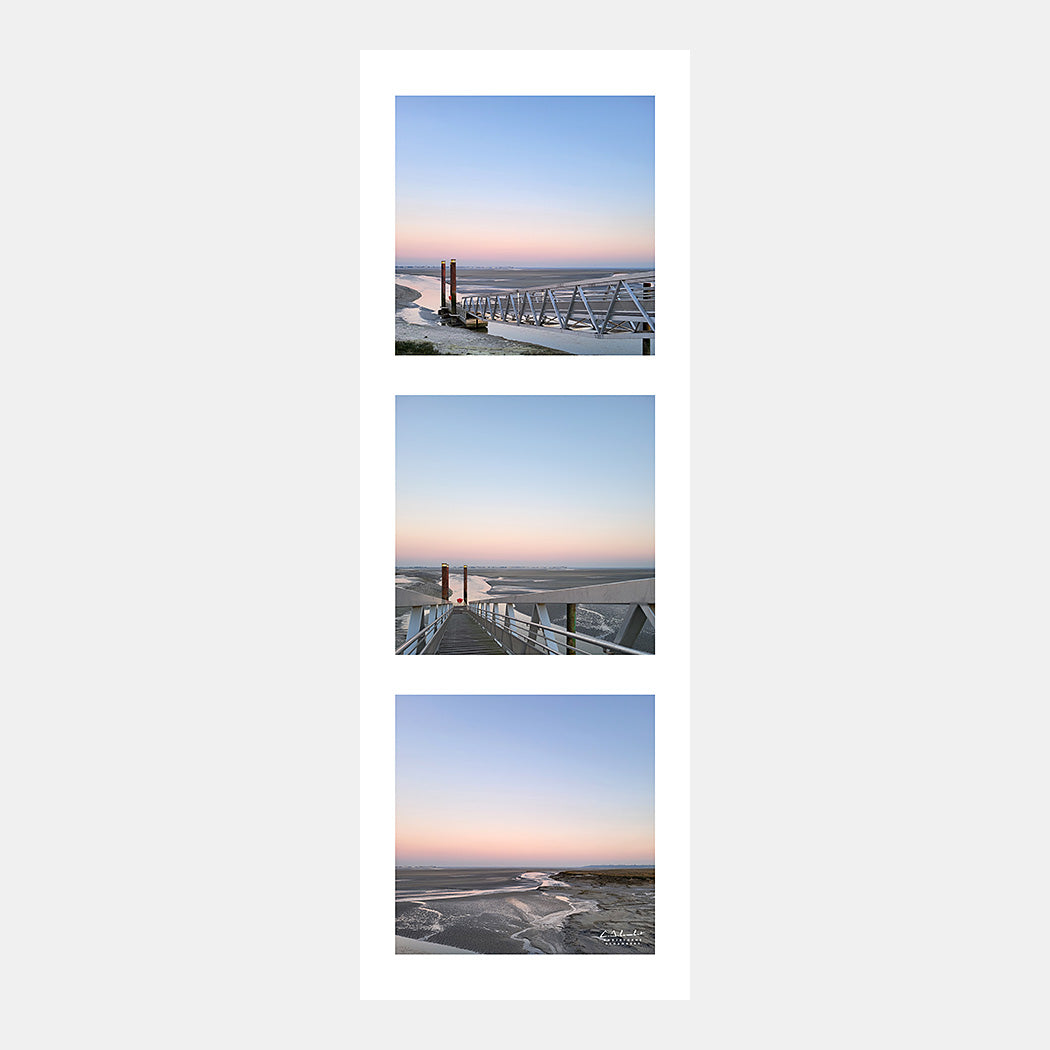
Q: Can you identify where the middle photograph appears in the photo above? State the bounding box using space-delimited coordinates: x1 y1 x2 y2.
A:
394 394 655 656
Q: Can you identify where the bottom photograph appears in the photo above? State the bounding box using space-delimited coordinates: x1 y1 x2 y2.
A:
395 694 655 955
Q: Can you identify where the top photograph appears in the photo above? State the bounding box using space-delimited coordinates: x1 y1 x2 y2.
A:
395 95 655 357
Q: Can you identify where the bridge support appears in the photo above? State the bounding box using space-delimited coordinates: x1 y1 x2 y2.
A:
528 603 560 654
612 603 656 649
408 578 655 655
462 564 467 604
642 281 652 354
405 605 424 652
441 562 450 600
441 261 447 310
450 258 457 315
402 603 451 655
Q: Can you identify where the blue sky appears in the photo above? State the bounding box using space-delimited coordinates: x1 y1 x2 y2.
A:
396 694 655 866
395 96 655 267
395 395 655 567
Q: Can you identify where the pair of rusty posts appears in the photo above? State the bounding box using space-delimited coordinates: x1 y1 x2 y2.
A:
438 562 464 604
440 259 457 316
440 562 579 653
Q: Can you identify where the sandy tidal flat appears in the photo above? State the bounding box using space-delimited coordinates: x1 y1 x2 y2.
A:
394 268 654 356
555 871 656 954
393 936 476 955
394 868 654 955
395 281 567 355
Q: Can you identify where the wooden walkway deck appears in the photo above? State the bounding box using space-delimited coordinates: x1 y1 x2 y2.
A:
434 609 506 655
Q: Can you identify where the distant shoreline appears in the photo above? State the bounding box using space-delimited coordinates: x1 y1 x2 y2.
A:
395 265 654 276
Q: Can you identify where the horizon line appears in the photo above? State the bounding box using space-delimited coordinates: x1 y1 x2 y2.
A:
395 567 655 573
395 863 656 868
394 262 656 269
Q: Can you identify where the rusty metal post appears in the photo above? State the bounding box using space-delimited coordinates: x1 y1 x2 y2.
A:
450 258 457 316
462 564 467 605
566 603 577 654
440 261 447 310
441 563 450 600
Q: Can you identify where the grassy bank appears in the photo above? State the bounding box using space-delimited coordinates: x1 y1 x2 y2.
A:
395 340 441 355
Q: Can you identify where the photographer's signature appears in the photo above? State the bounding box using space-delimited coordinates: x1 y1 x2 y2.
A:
596 928 644 945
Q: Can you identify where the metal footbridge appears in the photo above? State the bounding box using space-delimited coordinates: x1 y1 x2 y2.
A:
395 577 655 655
435 259 655 345
457 272 655 337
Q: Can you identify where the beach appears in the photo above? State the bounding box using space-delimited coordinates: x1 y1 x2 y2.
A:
394 867 655 955
552 870 657 954
395 277 569 355
393 936 476 955
394 267 654 355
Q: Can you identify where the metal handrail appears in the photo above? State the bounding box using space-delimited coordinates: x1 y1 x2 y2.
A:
394 602 452 655
460 276 655 335
468 603 650 656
